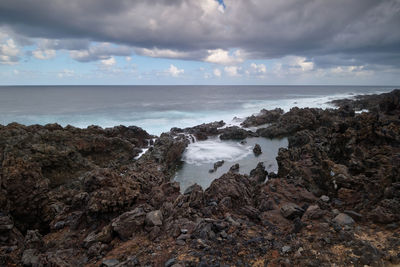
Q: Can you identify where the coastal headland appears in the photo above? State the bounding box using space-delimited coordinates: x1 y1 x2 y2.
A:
1 90 399 266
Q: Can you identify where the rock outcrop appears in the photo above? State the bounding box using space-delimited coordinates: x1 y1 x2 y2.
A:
0 90 399 266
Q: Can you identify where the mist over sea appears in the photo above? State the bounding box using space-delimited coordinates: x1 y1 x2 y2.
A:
0 85 397 135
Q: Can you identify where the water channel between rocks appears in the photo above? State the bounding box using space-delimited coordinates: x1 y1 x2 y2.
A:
174 136 288 192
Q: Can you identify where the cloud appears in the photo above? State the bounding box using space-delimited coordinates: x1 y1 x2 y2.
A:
32 49 56 60
270 56 314 76
250 63 267 74
100 56 116 67
213 68 222 77
0 0 398 70
329 65 372 77
0 37 20 64
58 69 74 78
35 38 90 51
204 49 245 65
70 43 132 62
167 64 184 77
224 66 241 77
287 56 314 73
135 47 200 60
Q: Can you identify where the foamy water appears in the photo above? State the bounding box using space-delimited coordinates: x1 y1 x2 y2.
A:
181 137 253 165
174 136 288 192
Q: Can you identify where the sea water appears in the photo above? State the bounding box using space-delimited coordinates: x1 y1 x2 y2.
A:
0 85 396 135
174 136 288 192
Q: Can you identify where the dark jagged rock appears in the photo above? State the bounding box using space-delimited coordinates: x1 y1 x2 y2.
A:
0 89 399 266
331 89 400 114
182 121 225 140
241 108 284 127
145 210 163 227
256 107 323 138
280 203 305 220
333 213 355 226
111 206 148 240
253 143 262 156
205 172 253 208
0 123 153 235
213 160 224 170
229 163 240 172
219 126 250 140
250 162 268 183
209 160 224 173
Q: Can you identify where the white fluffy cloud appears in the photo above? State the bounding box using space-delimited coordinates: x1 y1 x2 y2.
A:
271 56 314 75
167 64 184 77
213 68 222 77
224 66 241 77
250 63 267 74
288 56 314 72
100 57 116 67
205 49 245 65
330 65 372 76
32 49 56 60
135 47 195 60
0 38 20 64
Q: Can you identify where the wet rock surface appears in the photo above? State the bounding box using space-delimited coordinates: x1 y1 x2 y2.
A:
241 108 284 127
0 90 399 266
253 143 262 156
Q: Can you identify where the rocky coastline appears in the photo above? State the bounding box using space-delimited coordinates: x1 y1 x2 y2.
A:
1 90 399 266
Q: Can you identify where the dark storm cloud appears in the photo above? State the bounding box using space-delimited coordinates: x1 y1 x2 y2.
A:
0 0 399 67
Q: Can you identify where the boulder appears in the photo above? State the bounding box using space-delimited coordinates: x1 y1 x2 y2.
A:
145 210 163 227
205 173 253 208
101 259 120 267
229 163 240 173
213 160 225 170
241 108 284 127
21 249 40 266
344 210 363 221
83 225 113 247
302 205 326 221
220 127 248 140
111 207 146 240
253 144 262 156
368 206 396 224
280 203 305 220
333 213 355 226
249 162 268 184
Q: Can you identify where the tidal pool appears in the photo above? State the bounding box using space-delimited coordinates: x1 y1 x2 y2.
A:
174 136 288 192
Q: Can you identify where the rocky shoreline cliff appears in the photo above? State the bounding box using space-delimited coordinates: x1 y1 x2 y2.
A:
1 90 399 266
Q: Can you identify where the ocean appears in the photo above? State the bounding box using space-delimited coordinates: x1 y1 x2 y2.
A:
0 85 396 135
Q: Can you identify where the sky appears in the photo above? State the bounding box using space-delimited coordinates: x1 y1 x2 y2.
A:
0 0 399 85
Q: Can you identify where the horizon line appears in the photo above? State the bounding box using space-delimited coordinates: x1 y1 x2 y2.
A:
0 84 399 87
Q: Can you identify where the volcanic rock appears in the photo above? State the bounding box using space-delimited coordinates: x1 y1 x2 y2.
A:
280 203 305 220
145 210 163 227
219 126 249 140
1 90 400 266
241 108 284 127
253 143 262 156
249 162 268 184
229 163 240 173
333 213 355 226
111 207 147 240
